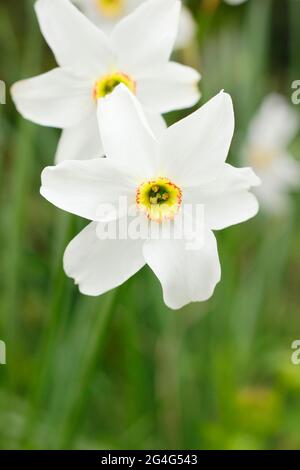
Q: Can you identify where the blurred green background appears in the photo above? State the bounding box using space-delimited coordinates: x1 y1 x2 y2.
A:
1 0 300 450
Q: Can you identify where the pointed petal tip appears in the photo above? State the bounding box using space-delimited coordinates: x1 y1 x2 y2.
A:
10 79 28 103
215 89 233 103
238 166 262 188
40 165 53 194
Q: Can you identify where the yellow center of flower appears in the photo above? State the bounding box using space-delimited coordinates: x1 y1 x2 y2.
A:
96 0 124 17
136 177 182 222
249 147 276 170
93 72 136 100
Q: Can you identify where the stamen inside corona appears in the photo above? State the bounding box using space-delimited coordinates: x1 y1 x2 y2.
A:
136 177 182 222
93 72 136 100
96 0 124 17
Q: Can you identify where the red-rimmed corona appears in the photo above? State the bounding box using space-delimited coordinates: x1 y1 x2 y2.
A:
136 177 182 222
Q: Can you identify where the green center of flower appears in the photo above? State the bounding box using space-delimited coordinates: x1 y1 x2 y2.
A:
93 72 136 100
96 0 124 17
136 177 182 222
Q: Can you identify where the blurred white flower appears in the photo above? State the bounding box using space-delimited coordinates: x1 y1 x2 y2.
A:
243 94 300 214
41 85 259 310
224 0 248 5
73 0 196 49
11 0 200 163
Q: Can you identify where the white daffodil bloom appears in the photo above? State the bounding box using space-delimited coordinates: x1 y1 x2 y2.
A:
11 0 201 163
243 94 300 214
40 85 259 310
73 0 196 50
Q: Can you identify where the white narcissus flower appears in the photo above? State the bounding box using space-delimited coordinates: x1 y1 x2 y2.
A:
243 94 300 214
73 0 196 50
40 85 259 310
11 0 201 163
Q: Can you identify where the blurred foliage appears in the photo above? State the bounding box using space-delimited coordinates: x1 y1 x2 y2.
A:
0 0 300 450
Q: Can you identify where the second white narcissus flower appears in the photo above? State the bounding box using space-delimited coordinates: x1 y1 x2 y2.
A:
243 94 300 214
40 85 260 310
73 0 196 49
11 0 200 163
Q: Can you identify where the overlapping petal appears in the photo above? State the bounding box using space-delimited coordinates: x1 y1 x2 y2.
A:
137 62 201 114
97 85 158 180
144 111 167 138
55 112 103 163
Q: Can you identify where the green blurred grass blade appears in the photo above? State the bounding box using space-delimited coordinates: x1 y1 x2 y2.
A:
2 0 42 379
24 290 117 449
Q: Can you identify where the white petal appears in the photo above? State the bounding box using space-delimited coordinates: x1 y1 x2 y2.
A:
272 153 300 188
144 111 167 139
185 164 260 230
55 113 103 163
35 0 112 75
175 6 196 49
110 0 181 76
255 184 292 215
204 192 259 230
158 91 235 187
143 230 221 310
40 158 135 221
97 85 158 180
193 164 260 193
254 185 287 214
11 68 93 128
254 153 300 214
137 62 201 114
247 93 299 150
64 221 145 296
